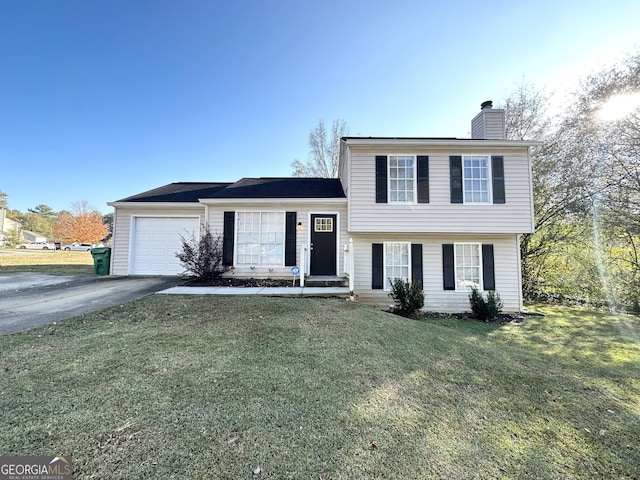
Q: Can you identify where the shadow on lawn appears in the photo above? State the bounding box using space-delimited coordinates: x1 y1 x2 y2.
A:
334 306 640 478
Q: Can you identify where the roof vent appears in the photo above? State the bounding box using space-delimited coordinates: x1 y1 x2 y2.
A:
481 100 493 110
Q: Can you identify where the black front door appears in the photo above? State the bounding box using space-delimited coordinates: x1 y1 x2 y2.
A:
310 214 337 275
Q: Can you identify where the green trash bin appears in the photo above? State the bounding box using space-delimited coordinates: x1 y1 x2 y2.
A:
91 247 111 275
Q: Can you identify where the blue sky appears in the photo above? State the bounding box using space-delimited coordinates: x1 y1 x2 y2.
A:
1 0 638 214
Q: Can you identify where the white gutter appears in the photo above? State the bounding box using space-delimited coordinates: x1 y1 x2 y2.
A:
198 198 347 205
107 202 204 208
343 138 542 148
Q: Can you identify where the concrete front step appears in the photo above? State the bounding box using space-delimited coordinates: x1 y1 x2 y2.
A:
304 275 348 287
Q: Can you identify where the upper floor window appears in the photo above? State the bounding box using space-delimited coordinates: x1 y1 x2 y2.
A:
450 155 505 204
463 155 490 204
389 155 415 203
376 155 429 204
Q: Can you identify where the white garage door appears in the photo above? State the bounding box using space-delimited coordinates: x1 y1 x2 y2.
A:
131 217 199 275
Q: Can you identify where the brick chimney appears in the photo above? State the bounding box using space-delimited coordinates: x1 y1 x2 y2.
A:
471 100 505 139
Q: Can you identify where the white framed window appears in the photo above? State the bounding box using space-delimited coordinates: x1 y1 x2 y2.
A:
388 155 416 203
314 217 334 232
384 242 411 290
463 155 491 204
455 243 482 290
236 212 285 266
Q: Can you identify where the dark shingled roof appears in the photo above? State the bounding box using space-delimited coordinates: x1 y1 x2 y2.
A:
213 177 345 198
116 182 232 203
115 178 345 203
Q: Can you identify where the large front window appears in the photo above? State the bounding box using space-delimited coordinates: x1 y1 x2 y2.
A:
389 155 415 203
236 212 284 266
463 155 490 203
455 243 481 290
385 242 410 290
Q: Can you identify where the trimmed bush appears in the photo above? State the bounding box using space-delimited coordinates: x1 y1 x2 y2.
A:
469 288 503 321
389 279 424 318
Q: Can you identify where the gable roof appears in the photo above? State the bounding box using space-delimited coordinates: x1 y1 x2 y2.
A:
113 178 345 203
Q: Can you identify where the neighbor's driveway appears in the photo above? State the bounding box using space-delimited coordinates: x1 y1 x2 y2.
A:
0 273 182 335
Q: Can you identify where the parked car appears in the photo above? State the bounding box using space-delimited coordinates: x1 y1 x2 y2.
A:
18 241 55 250
62 242 94 251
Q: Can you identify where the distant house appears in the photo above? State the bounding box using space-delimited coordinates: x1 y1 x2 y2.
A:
108 102 537 312
0 208 21 245
21 230 47 243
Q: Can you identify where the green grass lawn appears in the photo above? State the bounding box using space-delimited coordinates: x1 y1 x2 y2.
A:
0 297 638 479
0 249 94 274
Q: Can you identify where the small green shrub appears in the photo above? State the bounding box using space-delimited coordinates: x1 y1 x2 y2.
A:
176 224 226 280
469 288 503 321
389 278 424 318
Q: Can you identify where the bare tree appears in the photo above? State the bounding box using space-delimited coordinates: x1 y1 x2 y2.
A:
71 200 98 216
291 119 349 177
499 83 594 297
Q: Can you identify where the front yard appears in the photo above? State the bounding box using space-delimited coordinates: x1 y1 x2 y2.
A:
0 296 638 479
0 249 93 274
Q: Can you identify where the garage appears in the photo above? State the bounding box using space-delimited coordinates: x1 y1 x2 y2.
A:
130 217 199 275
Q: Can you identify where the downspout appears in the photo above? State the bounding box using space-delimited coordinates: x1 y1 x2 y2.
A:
516 233 523 312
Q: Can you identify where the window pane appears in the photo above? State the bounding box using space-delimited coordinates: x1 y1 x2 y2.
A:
384 243 410 290
455 243 481 289
389 156 415 203
462 156 490 204
236 212 285 266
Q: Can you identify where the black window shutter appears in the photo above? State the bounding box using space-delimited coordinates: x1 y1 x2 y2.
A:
411 243 423 288
442 244 455 290
482 244 496 290
285 212 297 266
375 155 388 203
492 156 505 204
372 243 384 289
417 156 429 203
223 211 235 266
450 156 463 203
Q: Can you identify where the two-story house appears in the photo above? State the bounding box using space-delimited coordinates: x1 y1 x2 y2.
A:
108 102 536 312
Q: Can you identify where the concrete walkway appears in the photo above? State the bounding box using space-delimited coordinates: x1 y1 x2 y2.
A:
158 285 350 297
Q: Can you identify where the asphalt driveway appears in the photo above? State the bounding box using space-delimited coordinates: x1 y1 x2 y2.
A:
0 273 183 335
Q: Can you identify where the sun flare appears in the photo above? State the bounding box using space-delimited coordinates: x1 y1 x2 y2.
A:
597 92 640 121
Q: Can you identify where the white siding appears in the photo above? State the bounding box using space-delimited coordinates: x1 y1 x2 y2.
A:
350 233 522 312
111 205 205 275
206 201 348 279
347 146 534 234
